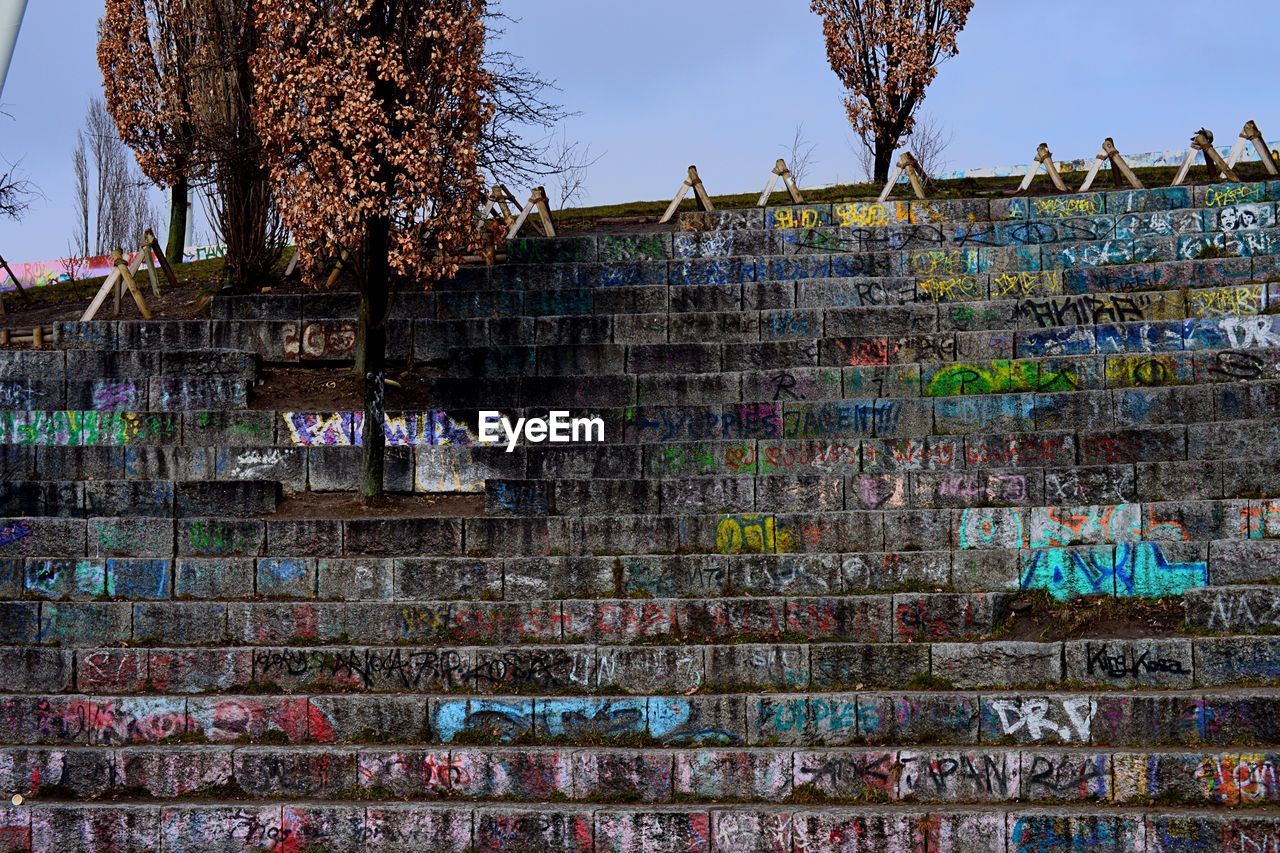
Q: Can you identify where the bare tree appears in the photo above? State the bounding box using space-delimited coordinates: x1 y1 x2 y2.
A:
905 112 951 180
72 133 90 256
59 244 88 284
0 157 33 221
782 123 818 187
77 97 156 254
480 2 576 188
549 128 601 210
846 133 874 183
0 110 37 223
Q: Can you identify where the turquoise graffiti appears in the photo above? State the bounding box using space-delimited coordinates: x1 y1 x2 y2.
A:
1019 543 1207 600
959 505 1208 599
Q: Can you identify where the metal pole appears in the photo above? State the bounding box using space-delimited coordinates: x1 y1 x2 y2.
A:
0 0 28 100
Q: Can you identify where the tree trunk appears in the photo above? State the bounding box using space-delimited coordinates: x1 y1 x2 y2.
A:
166 177 189 263
354 269 367 378
220 166 274 294
359 216 391 502
873 143 894 184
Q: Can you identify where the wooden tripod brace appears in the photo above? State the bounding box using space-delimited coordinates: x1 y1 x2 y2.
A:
1079 138 1144 191
80 248 152 322
877 152 928 202
758 158 804 206
659 166 715 224
1172 129 1240 186
488 184 521 226
131 229 180 297
506 187 556 239
1226 120 1279 175
1017 143 1068 193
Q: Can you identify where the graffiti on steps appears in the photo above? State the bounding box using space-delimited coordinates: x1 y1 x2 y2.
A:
0 520 31 548
282 411 478 447
715 513 794 554
987 696 1096 743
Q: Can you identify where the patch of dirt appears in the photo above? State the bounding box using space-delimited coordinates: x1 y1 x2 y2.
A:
249 366 441 411
0 276 218 332
266 490 485 519
999 594 1186 642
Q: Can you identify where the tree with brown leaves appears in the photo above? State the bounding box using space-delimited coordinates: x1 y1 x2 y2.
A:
100 0 285 291
254 0 492 500
811 0 972 182
98 0 198 261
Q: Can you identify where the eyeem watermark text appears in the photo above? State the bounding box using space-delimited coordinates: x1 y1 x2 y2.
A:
478 410 605 452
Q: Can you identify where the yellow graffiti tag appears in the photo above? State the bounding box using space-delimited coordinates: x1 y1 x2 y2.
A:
909 250 972 276
715 514 793 554
772 208 823 229
834 203 890 228
1104 354 1182 388
991 271 1063 298
1032 197 1103 218
917 275 983 302
1187 286 1263 317
1204 184 1264 207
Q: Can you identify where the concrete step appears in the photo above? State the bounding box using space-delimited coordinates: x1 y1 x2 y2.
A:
274 269 1268 332
2 801 1277 851
1 592 1015 647
0 480 279 518
1183 585 1280 633
3 742 1280 808
483 470 1270 515
0 494 1273 556
6 537 1271 603
5 380 1278 454
405 351 1280 410
421 314 1280 377
0 635 1274 690
0 425 1274 502
210 272 1275 325
6 689 1278 749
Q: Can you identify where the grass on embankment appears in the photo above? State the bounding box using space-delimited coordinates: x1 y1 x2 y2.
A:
6 158 1277 315
552 159 1280 231
4 256 227 310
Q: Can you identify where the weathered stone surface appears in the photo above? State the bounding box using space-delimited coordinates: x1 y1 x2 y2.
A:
811 643 929 689
932 642 1061 689
1064 638 1194 688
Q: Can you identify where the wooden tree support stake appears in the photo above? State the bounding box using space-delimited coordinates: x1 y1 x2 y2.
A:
506 187 556 239
758 158 804 206
130 233 161 298
488 184 520 225
1172 129 1240 186
877 152 928 202
1017 143 1068 193
1079 138 1144 191
326 248 353 288
0 254 29 305
143 228 180 289
659 166 714 224
284 247 300 278
1226 120 1279 174
80 250 151 322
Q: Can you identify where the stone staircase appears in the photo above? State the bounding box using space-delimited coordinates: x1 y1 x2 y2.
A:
1 182 1280 849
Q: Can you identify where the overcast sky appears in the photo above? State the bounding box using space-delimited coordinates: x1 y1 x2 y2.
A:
0 0 1276 261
